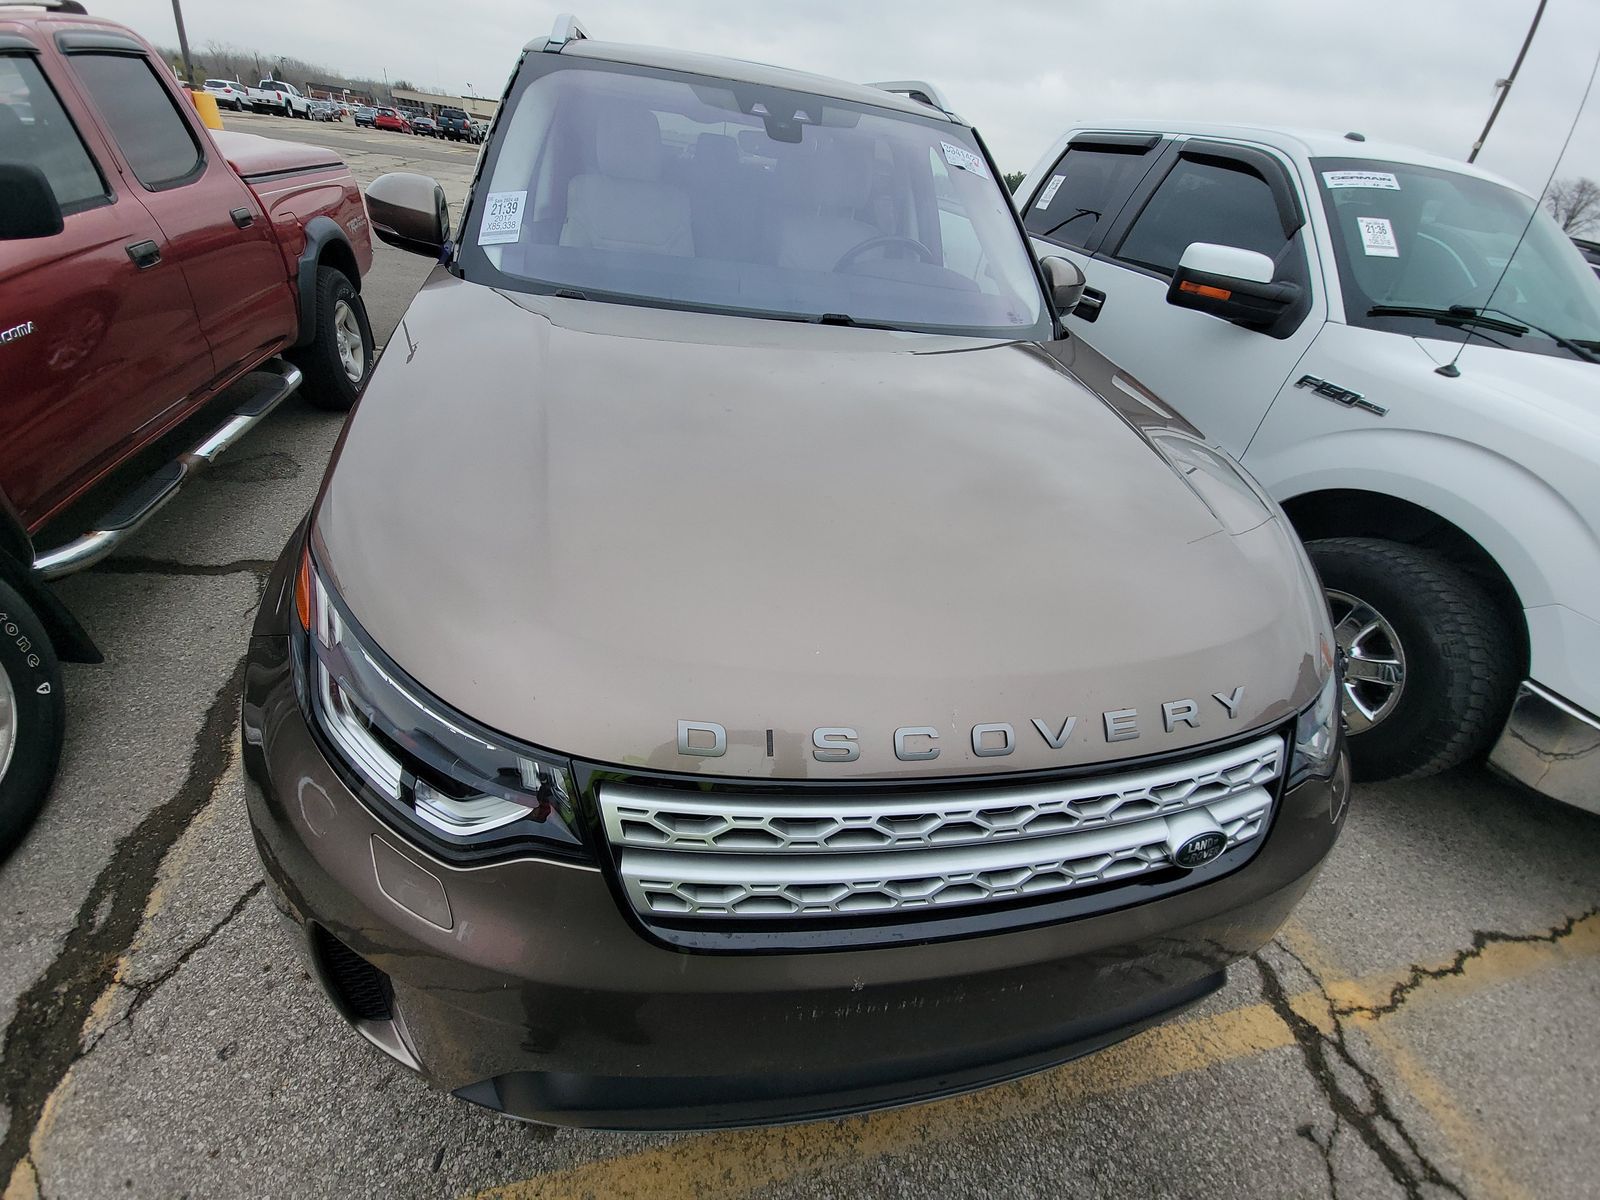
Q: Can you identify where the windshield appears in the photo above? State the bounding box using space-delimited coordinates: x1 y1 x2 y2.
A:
458 59 1047 337
1315 157 1600 363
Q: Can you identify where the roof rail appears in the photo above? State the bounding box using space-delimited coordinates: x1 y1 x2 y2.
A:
0 1 89 11
544 13 589 53
869 80 953 115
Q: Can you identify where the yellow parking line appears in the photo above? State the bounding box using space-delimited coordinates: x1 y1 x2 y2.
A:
470 911 1600 1200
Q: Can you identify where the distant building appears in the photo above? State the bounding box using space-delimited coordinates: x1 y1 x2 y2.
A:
391 87 498 120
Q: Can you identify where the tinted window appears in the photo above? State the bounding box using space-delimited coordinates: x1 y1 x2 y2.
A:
1022 142 1156 248
71 53 202 189
0 54 107 212
1117 157 1287 276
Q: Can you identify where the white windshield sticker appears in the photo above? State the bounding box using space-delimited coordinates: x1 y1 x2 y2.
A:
1356 216 1400 257
1323 169 1400 191
942 141 989 179
477 190 526 245
1036 175 1066 210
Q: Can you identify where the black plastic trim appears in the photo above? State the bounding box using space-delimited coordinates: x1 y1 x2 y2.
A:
53 30 144 53
1177 139 1306 240
452 970 1221 1130
0 542 100 664
293 215 358 346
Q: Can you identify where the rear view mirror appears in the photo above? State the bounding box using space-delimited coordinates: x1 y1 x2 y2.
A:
0 164 64 241
1040 255 1086 317
1167 242 1299 332
366 172 451 257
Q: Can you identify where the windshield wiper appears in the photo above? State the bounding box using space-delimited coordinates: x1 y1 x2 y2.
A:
1471 305 1600 365
1367 305 1528 336
812 313 914 331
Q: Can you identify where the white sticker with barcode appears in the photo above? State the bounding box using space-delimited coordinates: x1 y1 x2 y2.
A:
1357 216 1400 257
477 190 526 245
941 141 989 179
1036 175 1066 210
1323 170 1400 191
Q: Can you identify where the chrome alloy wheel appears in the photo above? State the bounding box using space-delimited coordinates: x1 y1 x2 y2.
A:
1327 588 1407 733
0 664 15 785
333 299 366 384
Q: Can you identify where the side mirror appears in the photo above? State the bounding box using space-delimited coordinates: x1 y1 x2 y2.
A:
1167 242 1300 331
1040 255 1086 317
0 164 64 241
365 172 451 257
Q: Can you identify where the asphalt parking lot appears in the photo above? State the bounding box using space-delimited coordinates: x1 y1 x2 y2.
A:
2 113 1598 1200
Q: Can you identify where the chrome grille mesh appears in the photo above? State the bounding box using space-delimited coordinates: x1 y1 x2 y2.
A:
600 734 1283 921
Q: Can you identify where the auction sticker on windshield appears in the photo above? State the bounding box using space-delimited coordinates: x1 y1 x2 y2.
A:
1036 175 1066 209
942 141 989 179
1323 170 1400 190
1356 216 1400 257
478 191 527 245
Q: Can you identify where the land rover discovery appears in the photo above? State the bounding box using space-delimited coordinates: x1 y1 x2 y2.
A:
241 16 1349 1128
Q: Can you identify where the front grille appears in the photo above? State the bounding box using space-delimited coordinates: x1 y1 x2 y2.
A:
600 734 1283 922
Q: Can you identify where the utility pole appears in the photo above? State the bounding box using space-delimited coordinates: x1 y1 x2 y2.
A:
1469 0 1548 162
170 0 194 85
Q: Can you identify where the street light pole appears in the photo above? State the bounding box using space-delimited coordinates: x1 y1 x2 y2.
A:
170 0 195 85
1468 0 1548 162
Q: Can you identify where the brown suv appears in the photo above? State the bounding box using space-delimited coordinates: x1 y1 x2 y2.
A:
241 16 1348 1128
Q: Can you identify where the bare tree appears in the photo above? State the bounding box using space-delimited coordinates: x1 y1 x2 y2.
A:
1544 177 1600 236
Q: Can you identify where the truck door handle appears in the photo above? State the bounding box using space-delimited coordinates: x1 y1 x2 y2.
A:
125 240 161 270
230 208 254 228
1076 287 1106 322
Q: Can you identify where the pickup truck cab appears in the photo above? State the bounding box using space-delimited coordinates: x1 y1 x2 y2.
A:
252 77 308 118
1016 122 1600 809
0 1 375 853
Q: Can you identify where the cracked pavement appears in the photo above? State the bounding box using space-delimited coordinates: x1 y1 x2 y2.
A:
3 119 1599 1200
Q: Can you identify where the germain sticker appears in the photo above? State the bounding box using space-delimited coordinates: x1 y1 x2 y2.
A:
1356 216 1400 257
941 141 989 180
1036 175 1066 210
478 191 527 245
1323 169 1400 191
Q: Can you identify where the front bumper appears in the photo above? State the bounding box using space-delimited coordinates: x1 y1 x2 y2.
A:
241 580 1347 1130
1489 681 1600 815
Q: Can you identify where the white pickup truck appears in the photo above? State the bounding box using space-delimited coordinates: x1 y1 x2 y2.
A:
1016 123 1600 811
250 77 309 118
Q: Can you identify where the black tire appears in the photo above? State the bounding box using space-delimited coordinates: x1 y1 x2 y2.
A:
289 266 374 412
1307 537 1517 781
0 580 65 859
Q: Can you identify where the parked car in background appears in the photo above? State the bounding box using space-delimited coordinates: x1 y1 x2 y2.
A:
308 99 337 121
0 5 376 854
468 118 488 143
411 114 438 137
1016 122 1600 809
202 78 248 110
372 106 410 133
435 105 471 141
353 104 377 127
1575 236 1600 281
254 77 309 118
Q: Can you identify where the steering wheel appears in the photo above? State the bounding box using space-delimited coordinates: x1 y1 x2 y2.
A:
834 235 937 273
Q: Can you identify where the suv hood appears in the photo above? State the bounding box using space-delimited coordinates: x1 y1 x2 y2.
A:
314 274 1326 778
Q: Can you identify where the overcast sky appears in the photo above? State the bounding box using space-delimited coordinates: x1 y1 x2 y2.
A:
110 0 1600 193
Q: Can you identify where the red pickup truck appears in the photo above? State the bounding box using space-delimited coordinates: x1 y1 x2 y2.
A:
0 1 375 853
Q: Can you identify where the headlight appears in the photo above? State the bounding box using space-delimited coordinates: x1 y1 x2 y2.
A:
293 550 583 853
1288 666 1341 786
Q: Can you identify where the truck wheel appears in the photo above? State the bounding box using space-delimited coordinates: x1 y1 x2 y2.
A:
1306 538 1516 782
291 266 374 411
0 580 65 858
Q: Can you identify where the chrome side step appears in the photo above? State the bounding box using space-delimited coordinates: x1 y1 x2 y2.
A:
33 360 302 581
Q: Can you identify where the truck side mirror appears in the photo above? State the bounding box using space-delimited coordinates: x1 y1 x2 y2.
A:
0 164 64 241
1167 242 1300 332
366 172 451 257
1040 255 1086 317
